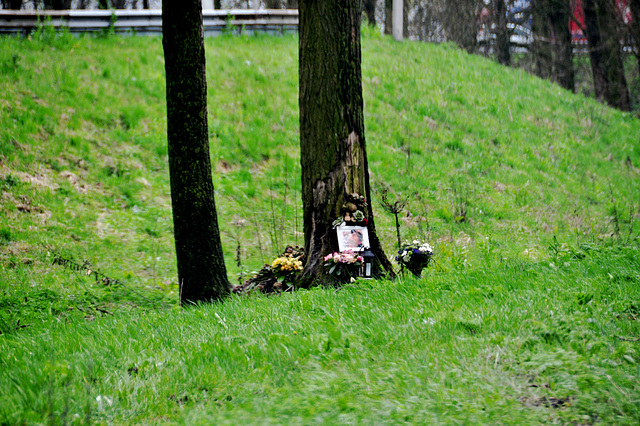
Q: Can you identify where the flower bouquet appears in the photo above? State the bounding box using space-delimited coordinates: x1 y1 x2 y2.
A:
396 240 433 277
271 255 303 283
323 250 363 283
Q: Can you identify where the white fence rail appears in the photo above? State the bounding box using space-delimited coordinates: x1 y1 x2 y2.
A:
0 9 299 36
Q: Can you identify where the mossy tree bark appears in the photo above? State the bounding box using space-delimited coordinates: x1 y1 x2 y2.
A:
298 0 395 286
163 0 230 305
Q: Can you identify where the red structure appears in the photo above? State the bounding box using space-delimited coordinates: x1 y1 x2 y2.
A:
570 0 631 44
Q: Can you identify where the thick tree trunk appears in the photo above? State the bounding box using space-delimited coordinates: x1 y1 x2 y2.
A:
163 0 230 304
364 0 376 26
583 0 631 110
299 0 395 286
494 0 511 65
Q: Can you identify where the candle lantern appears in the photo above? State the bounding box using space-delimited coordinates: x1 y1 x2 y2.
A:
361 247 375 279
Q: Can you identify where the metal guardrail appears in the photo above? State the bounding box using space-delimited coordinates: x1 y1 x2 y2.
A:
0 9 299 36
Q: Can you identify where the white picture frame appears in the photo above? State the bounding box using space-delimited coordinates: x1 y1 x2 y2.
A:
336 225 369 252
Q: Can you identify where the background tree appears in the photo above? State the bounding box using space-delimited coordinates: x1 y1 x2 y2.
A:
494 0 511 65
531 0 574 91
163 0 230 304
298 0 395 285
384 0 392 35
629 0 640 71
583 0 631 110
364 0 377 26
1 0 22 9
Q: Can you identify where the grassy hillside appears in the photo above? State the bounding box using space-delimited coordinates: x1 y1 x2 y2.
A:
0 27 639 423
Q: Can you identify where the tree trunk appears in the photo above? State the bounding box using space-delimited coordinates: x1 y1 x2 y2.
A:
532 0 553 79
549 0 575 91
384 0 392 35
163 0 230 304
2 0 22 9
299 0 395 286
583 0 631 110
494 0 511 65
443 0 479 53
403 0 409 39
364 0 376 26
628 0 640 74
265 0 282 8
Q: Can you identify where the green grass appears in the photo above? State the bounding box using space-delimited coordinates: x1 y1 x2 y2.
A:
0 27 639 423
1 247 639 423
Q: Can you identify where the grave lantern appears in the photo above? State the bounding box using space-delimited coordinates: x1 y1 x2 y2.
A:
361 247 375 279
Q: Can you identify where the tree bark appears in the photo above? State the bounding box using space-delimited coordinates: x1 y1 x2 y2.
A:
2 0 22 9
299 0 395 286
628 0 640 72
265 0 282 8
532 0 553 79
364 0 377 26
384 0 392 35
494 0 511 66
583 0 631 110
163 0 230 304
549 0 575 91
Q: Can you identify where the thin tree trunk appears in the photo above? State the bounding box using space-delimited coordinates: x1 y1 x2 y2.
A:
163 0 230 304
631 0 640 71
384 0 392 35
495 0 511 65
549 0 575 91
299 0 395 286
403 0 409 38
532 0 553 79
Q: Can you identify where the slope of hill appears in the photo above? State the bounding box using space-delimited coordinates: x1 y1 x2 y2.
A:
0 28 639 424
1 30 637 289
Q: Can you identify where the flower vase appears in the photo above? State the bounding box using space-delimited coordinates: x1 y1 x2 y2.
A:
406 255 431 278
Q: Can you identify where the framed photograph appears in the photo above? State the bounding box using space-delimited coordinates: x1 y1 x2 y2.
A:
336 225 369 252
